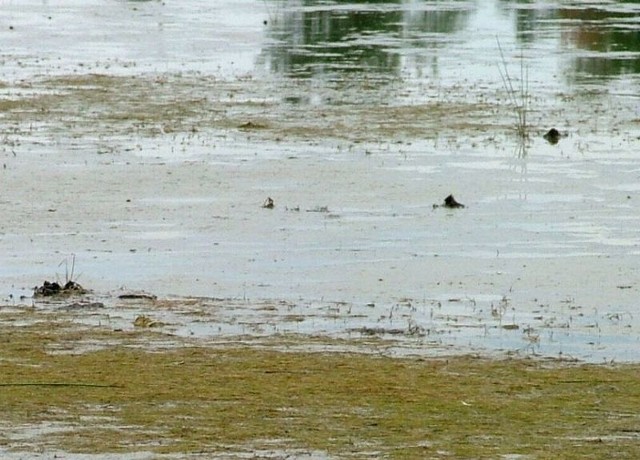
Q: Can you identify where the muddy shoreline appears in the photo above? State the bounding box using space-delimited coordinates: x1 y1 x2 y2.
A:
1 0 640 362
2 1 640 457
1 68 639 363
2 300 640 458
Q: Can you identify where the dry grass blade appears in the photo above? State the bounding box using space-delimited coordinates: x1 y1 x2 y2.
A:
497 37 530 149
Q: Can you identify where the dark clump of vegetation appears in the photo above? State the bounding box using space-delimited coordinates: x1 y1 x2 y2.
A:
33 255 88 297
33 280 86 297
444 194 465 208
433 194 465 209
544 127 562 145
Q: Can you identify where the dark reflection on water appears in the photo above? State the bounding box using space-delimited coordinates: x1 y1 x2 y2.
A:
262 0 640 82
559 7 640 79
507 3 640 80
262 0 473 78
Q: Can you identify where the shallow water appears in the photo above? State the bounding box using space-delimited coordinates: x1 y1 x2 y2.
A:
1 0 640 362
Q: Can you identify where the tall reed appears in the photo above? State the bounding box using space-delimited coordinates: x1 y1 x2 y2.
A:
497 38 530 143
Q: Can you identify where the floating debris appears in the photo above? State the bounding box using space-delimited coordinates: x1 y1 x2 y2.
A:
350 325 425 337
444 195 464 208
133 315 163 328
262 197 275 209
118 292 157 300
306 206 329 213
238 121 267 130
34 280 87 297
433 194 465 209
543 128 561 145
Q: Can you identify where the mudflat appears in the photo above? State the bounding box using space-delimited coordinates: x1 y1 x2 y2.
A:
1 1 640 457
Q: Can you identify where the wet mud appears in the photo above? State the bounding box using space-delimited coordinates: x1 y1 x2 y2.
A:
1 1 640 364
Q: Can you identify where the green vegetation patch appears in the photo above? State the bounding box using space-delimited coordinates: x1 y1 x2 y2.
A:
1 312 640 458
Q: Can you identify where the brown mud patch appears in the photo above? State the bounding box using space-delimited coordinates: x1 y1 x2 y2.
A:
1 72 621 145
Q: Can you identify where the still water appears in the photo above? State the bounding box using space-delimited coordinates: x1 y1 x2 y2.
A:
1 0 640 362
2 1 640 83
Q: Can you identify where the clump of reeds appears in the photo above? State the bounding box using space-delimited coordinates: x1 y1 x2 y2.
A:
33 254 86 297
497 38 530 144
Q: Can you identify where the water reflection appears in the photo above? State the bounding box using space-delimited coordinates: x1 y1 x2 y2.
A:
261 0 473 78
559 7 640 79
261 0 640 82
504 2 640 80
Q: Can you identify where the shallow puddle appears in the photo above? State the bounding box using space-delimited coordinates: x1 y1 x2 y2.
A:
1 0 640 363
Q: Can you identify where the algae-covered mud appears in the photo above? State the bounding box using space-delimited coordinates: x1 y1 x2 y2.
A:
2 304 640 459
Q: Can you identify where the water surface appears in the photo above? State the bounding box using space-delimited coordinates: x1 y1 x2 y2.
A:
1 0 639 362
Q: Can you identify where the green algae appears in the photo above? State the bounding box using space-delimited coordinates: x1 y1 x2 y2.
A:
1 308 639 458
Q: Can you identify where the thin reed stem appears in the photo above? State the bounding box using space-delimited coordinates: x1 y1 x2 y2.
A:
497 38 530 144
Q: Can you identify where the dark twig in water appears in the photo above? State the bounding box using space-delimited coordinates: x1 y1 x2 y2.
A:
118 293 157 300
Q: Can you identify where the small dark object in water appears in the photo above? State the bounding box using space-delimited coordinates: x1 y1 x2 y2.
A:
262 197 274 209
239 121 267 130
118 293 157 300
34 280 86 297
543 128 561 145
443 194 465 209
35 280 62 296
